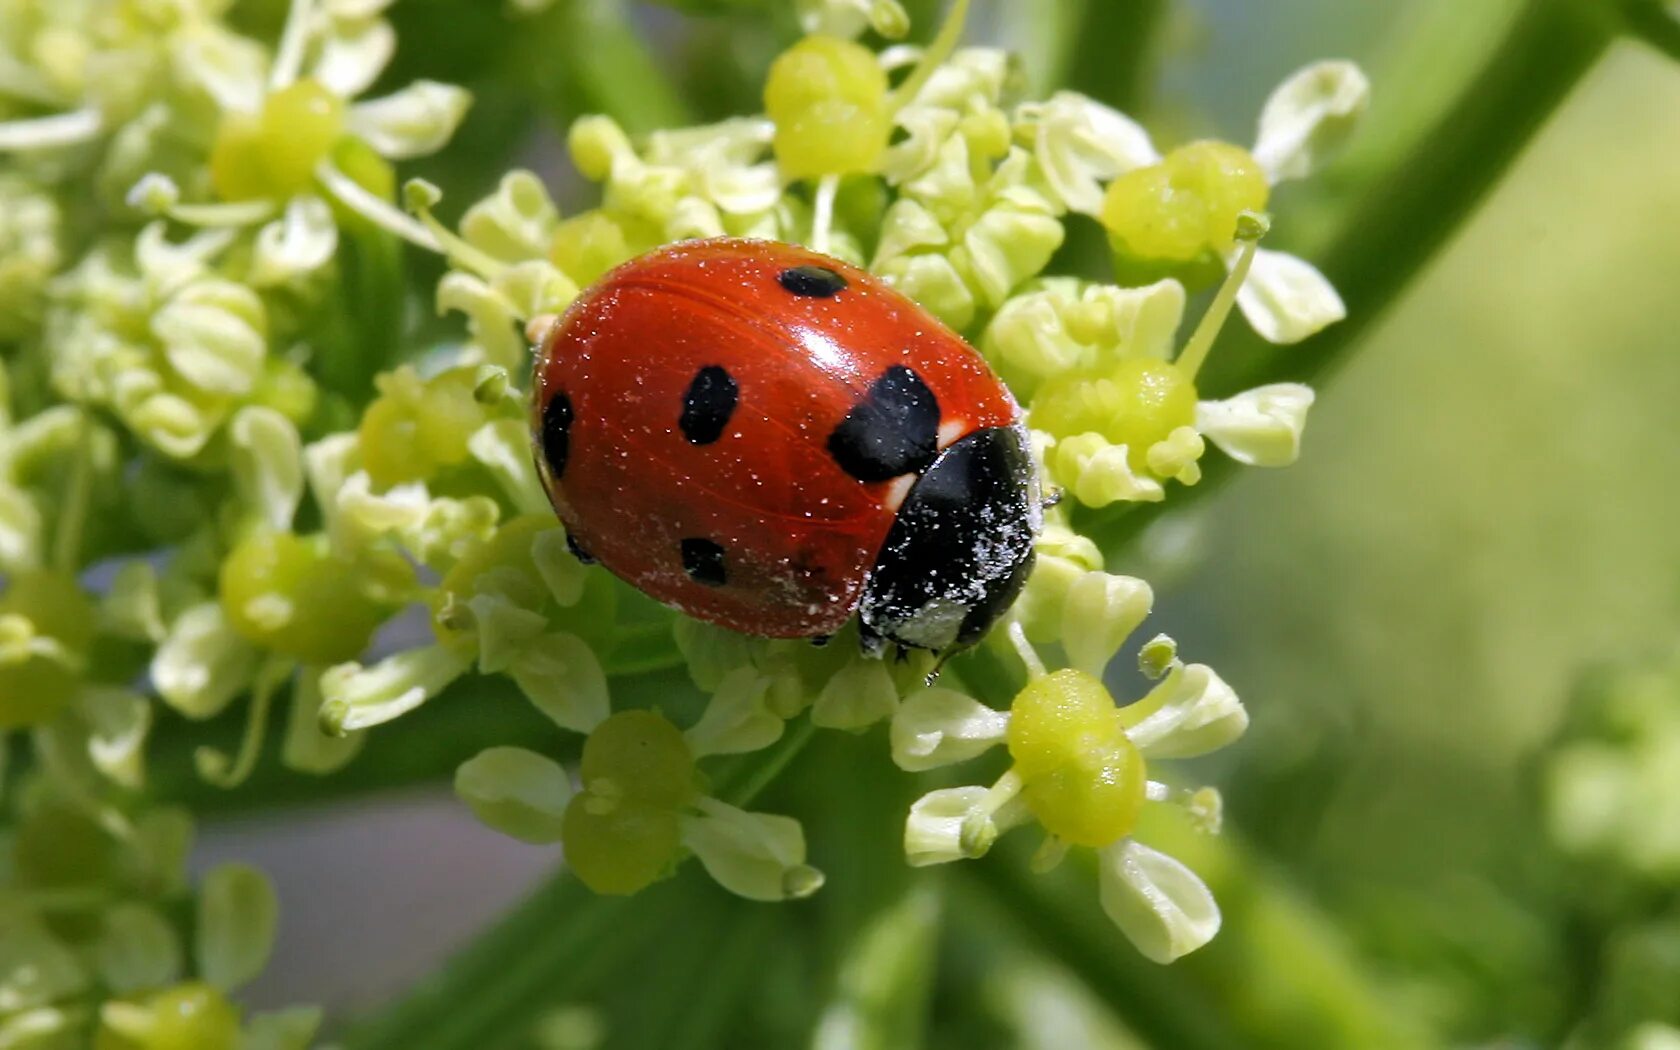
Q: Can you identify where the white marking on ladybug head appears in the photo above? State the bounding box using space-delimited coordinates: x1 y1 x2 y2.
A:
882 473 917 512
885 598 969 651
937 418 967 450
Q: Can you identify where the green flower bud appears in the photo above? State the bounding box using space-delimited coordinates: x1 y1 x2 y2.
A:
764 35 891 180
96 982 241 1050
357 366 485 489
218 531 396 664
1100 140 1269 273
210 79 346 201
1007 669 1146 847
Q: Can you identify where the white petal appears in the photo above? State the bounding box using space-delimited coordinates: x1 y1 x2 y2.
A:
229 407 303 531
95 904 182 995
0 483 43 573
1051 433 1164 507
1022 91 1159 215
151 280 266 396
76 687 151 790
811 659 899 731
318 644 471 733
1196 383 1315 467
1060 572 1154 678
466 594 548 675
1125 663 1248 759
1097 840 1221 963
196 863 277 991
249 196 338 286
1252 60 1371 183
530 528 586 607
282 669 364 775
890 688 1008 771
1234 248 1346 344
347 80 471 160
151 603 260 720
508 632 609 734
467 419 551 516
685 667 784 758
903 786 1015 867
680 798 823 901
454 746 572 844
311 18 396 99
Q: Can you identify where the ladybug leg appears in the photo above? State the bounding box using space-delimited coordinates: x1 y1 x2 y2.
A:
1041 488 1064 510
893 644 911 665
565 534 596 565
809 634 833 648
858 620 887 659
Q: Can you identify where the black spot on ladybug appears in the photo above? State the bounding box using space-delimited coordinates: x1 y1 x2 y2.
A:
565 533 595 565
828 365 940 482
541 391 574 479
679 366 738 445
680 537 728 587
778 265 848 298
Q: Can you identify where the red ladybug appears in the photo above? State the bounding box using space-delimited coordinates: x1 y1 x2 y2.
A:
531 238 1040 656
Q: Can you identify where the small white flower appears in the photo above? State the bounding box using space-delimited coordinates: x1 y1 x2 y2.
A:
685 667 785 758
507 632 610 734
680 798 824 901
196 863 278 991
318 644 473 733
1195 382 1315 467
890 688 1008 772
454 746 573 844
1081 62 1367 343
347 80 473 160
229 407 304 532
811 658 900 730
152 603 261 720
249 196 339 286
1096 840 1221 964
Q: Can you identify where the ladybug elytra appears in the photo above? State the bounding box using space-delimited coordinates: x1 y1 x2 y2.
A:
531 238 1040 657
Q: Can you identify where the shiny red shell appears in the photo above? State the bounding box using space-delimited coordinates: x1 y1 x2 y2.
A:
531 238 1019 638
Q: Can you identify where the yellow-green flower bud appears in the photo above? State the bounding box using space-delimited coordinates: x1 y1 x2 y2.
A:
218 531 394 664
357 366 484 489
96 982 241 1050
1006 669 1146 847
1100 141 1268 273
764 36 891 180
580 709 699 811
211 80 347 202
0 571 94 728
1030 357 1197 475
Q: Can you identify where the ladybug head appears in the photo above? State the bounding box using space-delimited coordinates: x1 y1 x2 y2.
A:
858 424 1041 658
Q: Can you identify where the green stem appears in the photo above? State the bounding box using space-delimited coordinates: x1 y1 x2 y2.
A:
518 0 692 136
1620 0 1680 61
1063 0 1169 114
1079 0 1617 545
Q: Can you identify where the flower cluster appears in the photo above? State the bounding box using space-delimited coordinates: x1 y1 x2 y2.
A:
0 0 1368 1013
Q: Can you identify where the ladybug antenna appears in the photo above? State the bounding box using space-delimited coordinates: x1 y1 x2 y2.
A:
1177 210 1269 380
888 0 972 114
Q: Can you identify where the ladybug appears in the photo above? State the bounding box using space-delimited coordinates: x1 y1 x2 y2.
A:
530 238 1040 657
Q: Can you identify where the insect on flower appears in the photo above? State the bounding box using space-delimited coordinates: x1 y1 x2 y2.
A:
529 238 1042 659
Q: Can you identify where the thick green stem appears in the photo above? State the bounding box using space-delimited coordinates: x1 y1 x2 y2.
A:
1080 0 1617 544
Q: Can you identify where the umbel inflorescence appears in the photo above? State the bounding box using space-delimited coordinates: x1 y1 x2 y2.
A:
0 0 1366 1042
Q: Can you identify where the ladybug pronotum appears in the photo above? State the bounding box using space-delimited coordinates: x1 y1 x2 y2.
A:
531 237 1040 657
